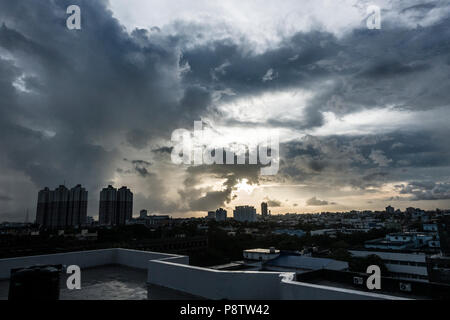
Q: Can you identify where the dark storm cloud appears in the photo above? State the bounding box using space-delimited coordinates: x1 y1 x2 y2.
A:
122 158 152 177
265 198 282 207
279 130 450 192
152 146 173 154
1 0 450 219
306 197 329 206
0 0 215 218
0 194 13 202
178 10 450 128
180 164 262 211
396 181 450 200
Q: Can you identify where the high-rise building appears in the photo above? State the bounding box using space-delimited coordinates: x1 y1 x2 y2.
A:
99 185 133 226
49 185 70 228
233 206 257 222
140 209 148 219
261 202 268 217
206 209 227 221
35 185 87 229
426 215 450 283
117 186 133 224
385 205 395 214
207 211 216 220
99 185 117 225
215 208 227 222
36 187 51 227
68 184 88 226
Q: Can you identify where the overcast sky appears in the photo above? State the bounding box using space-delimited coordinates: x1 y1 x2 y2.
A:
1 0 450 221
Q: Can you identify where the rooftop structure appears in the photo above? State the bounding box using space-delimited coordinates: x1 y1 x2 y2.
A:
0 248 408 300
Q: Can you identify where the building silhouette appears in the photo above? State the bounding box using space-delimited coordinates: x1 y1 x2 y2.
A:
99 185 133 226
233 206 257 222
261 202 268 217
99 185 116 225
207 211 216 220
215 208 227 222
386 205 395 214
69 184 88 226
35 184 87 229
140 209 148 219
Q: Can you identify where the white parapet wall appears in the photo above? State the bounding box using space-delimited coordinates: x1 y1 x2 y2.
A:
148 258 288 300
0 248 186 280
147 261 407 300
0 249 116 279
279 275 408 300
115 249 189 269
0 249 408 300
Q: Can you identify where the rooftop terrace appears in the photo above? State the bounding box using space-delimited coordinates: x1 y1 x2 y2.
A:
0 248 410 300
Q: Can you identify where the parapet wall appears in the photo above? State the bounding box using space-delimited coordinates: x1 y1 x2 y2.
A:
0 249 115 279
0 249 405 300
148 259 283 300
0 248 184 279
279 277 407 300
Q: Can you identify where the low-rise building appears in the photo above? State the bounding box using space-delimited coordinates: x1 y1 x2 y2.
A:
349 250 429 282
243 248 280 261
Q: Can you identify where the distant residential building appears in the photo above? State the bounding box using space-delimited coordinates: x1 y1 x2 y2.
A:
207 211 216 220
423 223 438 232
406 207 416 214
35 185 87 229
86 216 94 225
99 185 117 225
215 208 227 222
364 232 438 250
311 229 337 238
99 185 133 226
265 254 348 273
273 229 306 238
261 202 268 218
36 187 51 227
350 250 429 282
140 209 148 219
68 184 88 227
145 215 171 227
243 248 280 261
131 214 172 228
386 205 395 214
206 208 227 221
117 186 133 224
233 206 257 222
427 215 450 283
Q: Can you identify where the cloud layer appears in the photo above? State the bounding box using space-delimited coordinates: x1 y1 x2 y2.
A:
1 0 450 220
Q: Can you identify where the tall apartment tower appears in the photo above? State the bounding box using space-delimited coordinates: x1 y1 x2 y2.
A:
99 185 117 225
261 202 268 217
215 208 227 222
117 186 133 224
35 185 88 229
49 185 70 228
99 185 133 226
36 187 51 226
233 206 257 222
68 184 88 226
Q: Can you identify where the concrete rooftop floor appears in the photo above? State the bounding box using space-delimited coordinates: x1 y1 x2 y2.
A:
0 265 201 300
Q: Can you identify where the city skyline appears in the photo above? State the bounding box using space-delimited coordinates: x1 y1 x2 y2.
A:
31 182 450 223
1 0 450 222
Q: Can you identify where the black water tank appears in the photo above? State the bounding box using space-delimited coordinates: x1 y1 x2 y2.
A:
8 265 62 300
